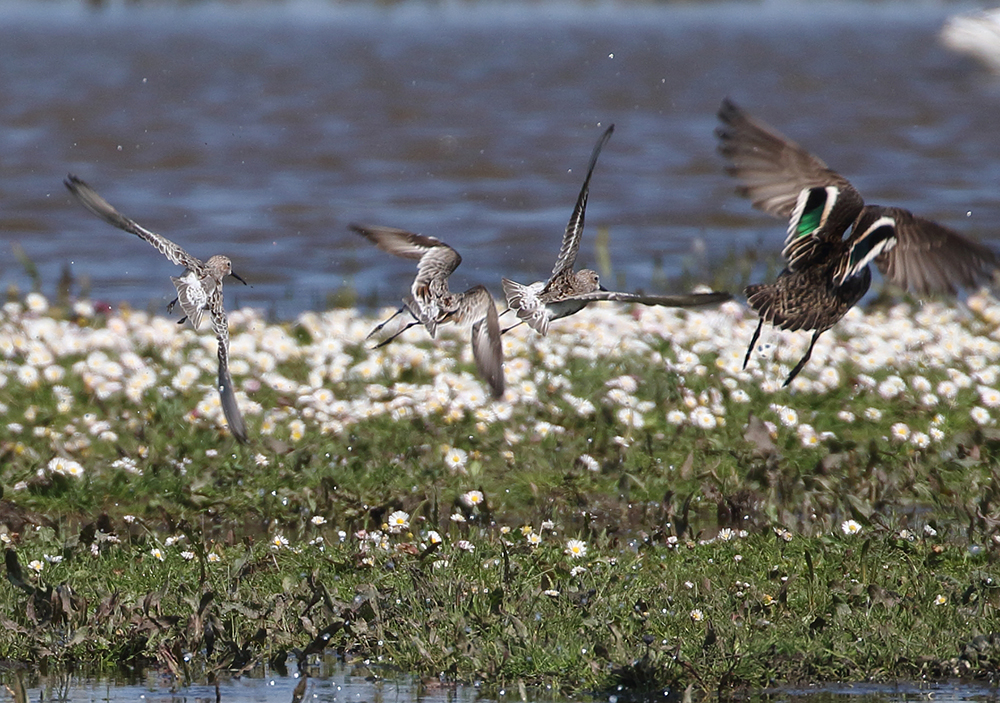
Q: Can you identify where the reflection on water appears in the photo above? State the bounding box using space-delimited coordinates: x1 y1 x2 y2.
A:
9 661 1000 703
16 660 481 703
2 1 1000 319
768 682 1000 703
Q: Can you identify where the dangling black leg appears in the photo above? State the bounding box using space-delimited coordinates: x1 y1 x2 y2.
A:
165 298 189 325
373 320 422 349
783 330 823 387
366 305 407 340
166 297 190 325
501 320 524 335
743 318 764 370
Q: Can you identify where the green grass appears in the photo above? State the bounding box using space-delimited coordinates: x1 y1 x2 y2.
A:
1 291 1000 696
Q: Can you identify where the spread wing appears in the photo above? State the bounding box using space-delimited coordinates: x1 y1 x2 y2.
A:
350 223 461 310
549 124 615 282
564 290 733 307
456 285 505 399
64 174 203 271
209 290 248 444
871 206 999 296
715 99 858 221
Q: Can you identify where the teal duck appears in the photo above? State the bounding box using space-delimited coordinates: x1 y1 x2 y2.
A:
716 98 998 386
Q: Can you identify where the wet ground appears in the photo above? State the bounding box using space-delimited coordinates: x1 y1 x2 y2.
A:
3 1 1000 320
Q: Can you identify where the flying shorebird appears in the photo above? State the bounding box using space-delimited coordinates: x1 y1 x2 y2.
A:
716 98 999 386
351 223 505 399
502 124 732 336
64 174 249 444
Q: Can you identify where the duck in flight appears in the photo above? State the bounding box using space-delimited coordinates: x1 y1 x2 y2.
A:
716 98 999 386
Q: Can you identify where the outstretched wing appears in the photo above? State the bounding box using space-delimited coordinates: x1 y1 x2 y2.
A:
456 285 505 399
868 206 999 296
209 289 249 444
64 174 203 271
716 99 858 220
564 290 733 307
350 223 462 313
716 100 867 268
549 124 615 282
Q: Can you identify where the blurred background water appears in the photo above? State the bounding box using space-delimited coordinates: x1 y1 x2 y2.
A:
3 0 1000 320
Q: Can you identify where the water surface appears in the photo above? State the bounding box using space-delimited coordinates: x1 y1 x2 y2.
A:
13 664 1000 703
2 1 1000 319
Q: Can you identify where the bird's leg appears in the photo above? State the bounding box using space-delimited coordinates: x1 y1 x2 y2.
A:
500 320 524 335
783 329 823 387
366 305 408 340
166 297 189 325
373 320 421 349
743 318 764 370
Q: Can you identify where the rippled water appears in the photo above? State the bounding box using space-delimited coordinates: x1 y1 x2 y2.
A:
3 1 1000 319
10 664 1000 703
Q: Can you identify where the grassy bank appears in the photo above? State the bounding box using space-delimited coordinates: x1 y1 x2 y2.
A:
1 291 999 696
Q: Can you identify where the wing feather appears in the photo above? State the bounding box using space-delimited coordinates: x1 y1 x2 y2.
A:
456 286 505 399
716 99 858 220
549 124 614 281
563 290 733 307
350 223 462 312
872 207 998 296
65 175 203 270
209 290 248 444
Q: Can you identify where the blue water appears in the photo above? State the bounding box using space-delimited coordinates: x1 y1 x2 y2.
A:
2 1 1000 319
11 664 1000 703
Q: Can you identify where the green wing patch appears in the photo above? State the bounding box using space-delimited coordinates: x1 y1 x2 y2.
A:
794 188 830 239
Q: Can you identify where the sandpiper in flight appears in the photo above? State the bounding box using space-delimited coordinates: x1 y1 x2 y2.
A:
352 224 505 399
502 124 732 336
65 175 249 443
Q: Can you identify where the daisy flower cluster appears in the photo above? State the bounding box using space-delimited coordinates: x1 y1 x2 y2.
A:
3 289 1000 504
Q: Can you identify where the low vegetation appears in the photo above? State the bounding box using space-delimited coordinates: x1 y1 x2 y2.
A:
1 289 999 697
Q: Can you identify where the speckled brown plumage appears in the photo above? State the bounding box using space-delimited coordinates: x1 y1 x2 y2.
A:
65 175 248 443
351 224 505 399
717 99 999 385
503 124 731 335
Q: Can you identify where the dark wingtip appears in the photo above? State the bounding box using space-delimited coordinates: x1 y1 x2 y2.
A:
64 173 84 193
717 96 742 121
